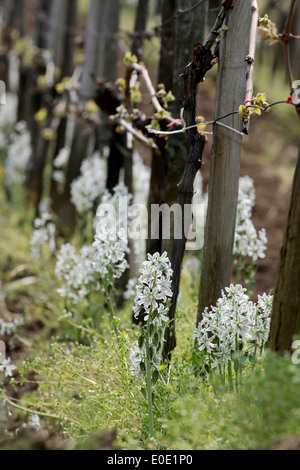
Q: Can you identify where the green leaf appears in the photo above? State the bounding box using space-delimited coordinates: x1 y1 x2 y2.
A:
152 369 159 385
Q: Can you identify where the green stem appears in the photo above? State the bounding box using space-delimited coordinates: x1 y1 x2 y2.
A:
234 365 239 393
145 300 155 439
146 341 154 439
107 296 121 340
104 275 118 334
218 363 225 385
235 256 245 284
4 397 60 420
65 319 105 339
228 360 234 391
107 296 115 322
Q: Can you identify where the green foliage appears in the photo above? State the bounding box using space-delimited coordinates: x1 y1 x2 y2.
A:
17 338 137 441
1 1 300 450
238 92 270 123
157 352 300 450
258 14 279 43
1 178 300 450
124 52 138 67
15 322 300 451
15 325 194 449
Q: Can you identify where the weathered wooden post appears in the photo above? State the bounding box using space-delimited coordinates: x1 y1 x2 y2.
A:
197 0 254 323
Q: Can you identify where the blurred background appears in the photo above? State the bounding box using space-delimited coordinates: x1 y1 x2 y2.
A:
0 0 299 297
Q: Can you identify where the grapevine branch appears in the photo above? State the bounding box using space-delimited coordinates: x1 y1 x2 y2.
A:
147 100 297 138
131 62 166 117
243 0 259 135
281 0 296 92
204 0 234 50
147 0 300 141
280 0 300 120
163 0 235 362
118 118 158 150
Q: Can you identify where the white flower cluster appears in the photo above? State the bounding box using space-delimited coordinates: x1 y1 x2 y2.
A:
0 317 23 336
55 226 129 304
38 197 52 214
93 227 129 283
129 338 163 380
193 284 273 370
55 184 131 304
94 181 132 231
234 176 267 262
129 342 145 379
0 94 18 150
130 253 173 379
133 252 173 324
55 244 96 305
71 152 107 215
30 212 56 261
4 121 32 187
197 174 267 265
0 358 17 377
52 146 70 186
16 414 41 435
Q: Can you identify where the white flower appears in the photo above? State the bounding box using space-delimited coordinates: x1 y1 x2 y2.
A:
53 146 70 169
129 342 144 379
233 176 267 262
212 349 232 368
16 414 41 435
93 227 129 282
257 292 273 317
0 317 23 336
152 304 170 327
38 198 52 214
0 94 18 151
4 121 32 186
0 358 17 377
195 284 273 369
30 212 56 261
71 152 107 215
27 414 41 432
185 174 267 265
52 170 65 185
254 229 268 261
55 244 96 304
94 181 133 234
133 252 173 322
130 252 173 377
193 328 216 353
225 283 247 298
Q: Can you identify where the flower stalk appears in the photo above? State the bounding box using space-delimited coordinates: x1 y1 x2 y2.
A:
194 284 273 389
130 252 173 438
